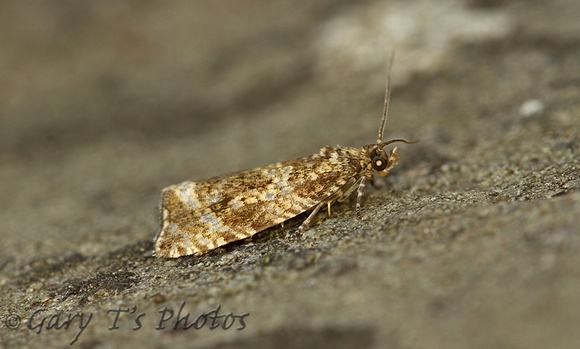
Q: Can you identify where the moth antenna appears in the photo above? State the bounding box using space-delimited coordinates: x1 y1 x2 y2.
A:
377 51 395 144
380 138 418 148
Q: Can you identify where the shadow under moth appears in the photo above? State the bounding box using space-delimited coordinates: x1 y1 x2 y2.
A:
154 53 414 258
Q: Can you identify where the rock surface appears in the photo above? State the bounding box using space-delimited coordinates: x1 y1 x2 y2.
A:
1 1 579 348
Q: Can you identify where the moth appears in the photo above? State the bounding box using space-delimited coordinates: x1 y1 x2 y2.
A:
154 54 414 258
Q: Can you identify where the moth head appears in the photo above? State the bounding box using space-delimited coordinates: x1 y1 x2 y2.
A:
369 138 416 177
371 146 400 177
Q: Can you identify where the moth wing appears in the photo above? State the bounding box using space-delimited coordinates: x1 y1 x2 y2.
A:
155 153 358 258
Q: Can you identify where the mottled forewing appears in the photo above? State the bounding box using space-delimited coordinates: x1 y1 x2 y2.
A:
155 150 359 257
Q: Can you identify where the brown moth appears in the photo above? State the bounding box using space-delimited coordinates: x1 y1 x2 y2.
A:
154 53 414 258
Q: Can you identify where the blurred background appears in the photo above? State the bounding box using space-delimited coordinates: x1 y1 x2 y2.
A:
0 0 531 257
1 1 580 347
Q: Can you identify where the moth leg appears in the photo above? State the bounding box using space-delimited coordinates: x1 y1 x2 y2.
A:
297 201 325 232
356 176 367 219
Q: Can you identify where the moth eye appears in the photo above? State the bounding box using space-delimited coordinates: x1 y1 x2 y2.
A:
372 157 388 171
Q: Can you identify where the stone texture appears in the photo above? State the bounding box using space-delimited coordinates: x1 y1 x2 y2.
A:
1 1 579 348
